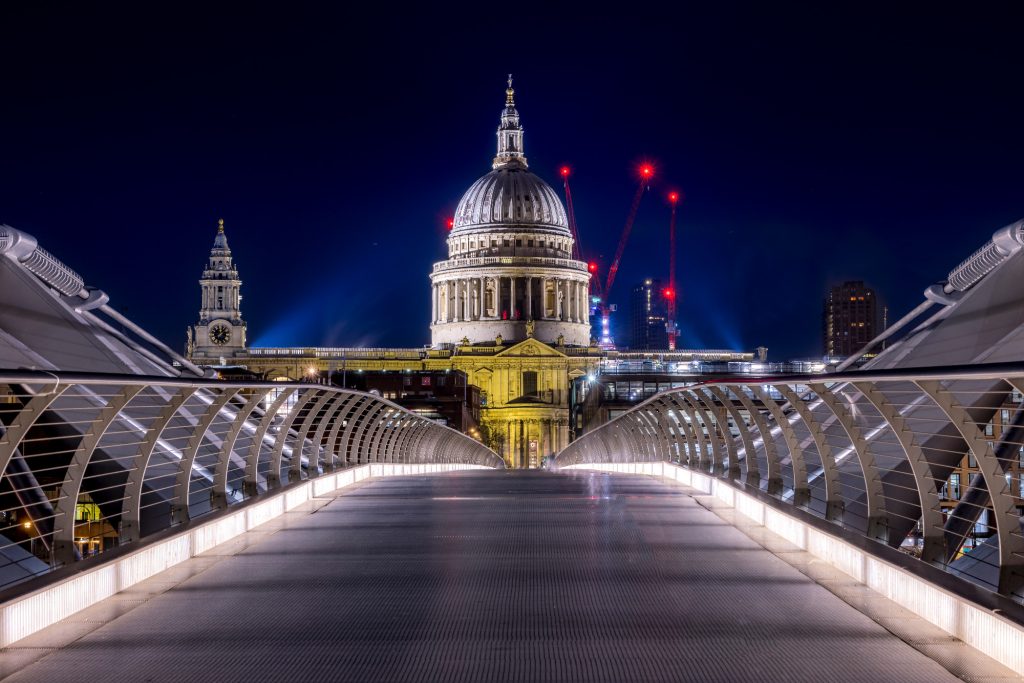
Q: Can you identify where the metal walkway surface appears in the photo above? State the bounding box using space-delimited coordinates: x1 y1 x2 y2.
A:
0 471 985 682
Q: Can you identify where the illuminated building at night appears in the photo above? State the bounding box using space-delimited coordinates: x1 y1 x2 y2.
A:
629 278 669 350
188 80 749 467
823 280 879 358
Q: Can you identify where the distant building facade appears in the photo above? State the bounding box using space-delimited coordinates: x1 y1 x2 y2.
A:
335 369 481 433
629 279 669 350
823 280 878 357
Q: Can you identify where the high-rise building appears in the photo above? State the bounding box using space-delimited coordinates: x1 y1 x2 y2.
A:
823 280 878 357
629 279 669 349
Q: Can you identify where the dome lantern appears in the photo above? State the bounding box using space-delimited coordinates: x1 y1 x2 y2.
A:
494 74 527 170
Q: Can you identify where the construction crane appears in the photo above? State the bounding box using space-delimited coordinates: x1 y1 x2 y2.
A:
592 164 653 346
560 166 583 260
665 191 683 349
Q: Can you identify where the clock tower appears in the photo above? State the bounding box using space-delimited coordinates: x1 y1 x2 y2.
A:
191 219 247 362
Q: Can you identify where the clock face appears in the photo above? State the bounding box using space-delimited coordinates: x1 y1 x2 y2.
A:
210 324 231 346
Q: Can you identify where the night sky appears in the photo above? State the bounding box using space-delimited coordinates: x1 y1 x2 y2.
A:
3 6 1023 360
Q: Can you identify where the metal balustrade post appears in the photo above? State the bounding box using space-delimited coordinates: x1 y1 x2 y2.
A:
646 406 675 462
268 388 321 488
774 384 844 522
855 382 947 563
172 389 238 525
665 396 699 467
365 408 394 463
634 413 659 461
390 419 421 462
379 413 404 463
244 388 297 496
323 394 361 470
692 389 738 480
652 404 676 464
708 386 762 489
0 384 70 478
121 386 196 543
386 421 412 462
676 393 710 471
729 386 783 494
916 380 1024 592
52 384 143 564
351 404 387 465
337 398 376 467
305 394 349 474
754 386 810 506
212 389 271 510
811 382 889 541
288 391 336 482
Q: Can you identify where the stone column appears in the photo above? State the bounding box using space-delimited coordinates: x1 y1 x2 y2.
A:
583 283 590 324
491 274 499 317
454 279 461 322
510 276 516 319
526 276 533 320
540 278 548 319
463 279 471 321
569 281 576 322
431 284 437 323
558 279 567 322
575 281 582 322
569 278 577 321
479 278 485 319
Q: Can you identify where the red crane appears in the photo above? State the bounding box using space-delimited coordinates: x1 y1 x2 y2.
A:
592 164 653 345
560 166 583 260
604 164 652 298
665 191 683 349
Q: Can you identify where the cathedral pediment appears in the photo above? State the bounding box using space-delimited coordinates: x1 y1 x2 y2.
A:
495 339 566 358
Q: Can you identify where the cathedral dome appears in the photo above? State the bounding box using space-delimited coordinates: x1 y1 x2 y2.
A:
452 166 569 234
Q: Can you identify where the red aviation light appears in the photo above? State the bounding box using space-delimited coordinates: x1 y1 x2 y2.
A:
446 217 454 230
588 262 598 273
560 166 571 178
640 164 654 179
668 191 679 204
663 288 675 299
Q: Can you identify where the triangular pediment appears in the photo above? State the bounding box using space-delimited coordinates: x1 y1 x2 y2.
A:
495 339 567 358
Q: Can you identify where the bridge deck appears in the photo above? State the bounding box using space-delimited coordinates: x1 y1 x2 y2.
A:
3 471 972 682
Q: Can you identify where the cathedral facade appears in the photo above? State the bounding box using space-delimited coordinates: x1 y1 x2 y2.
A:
189 82 604 468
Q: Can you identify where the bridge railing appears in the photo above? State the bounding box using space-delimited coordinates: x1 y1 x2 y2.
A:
556 362 1024 600
0 370 503 588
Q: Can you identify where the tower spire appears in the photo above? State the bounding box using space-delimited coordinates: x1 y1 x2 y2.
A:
213 218 230 251
493 75 527 169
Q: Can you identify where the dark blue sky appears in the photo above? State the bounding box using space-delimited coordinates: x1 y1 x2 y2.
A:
2 6 1022 359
